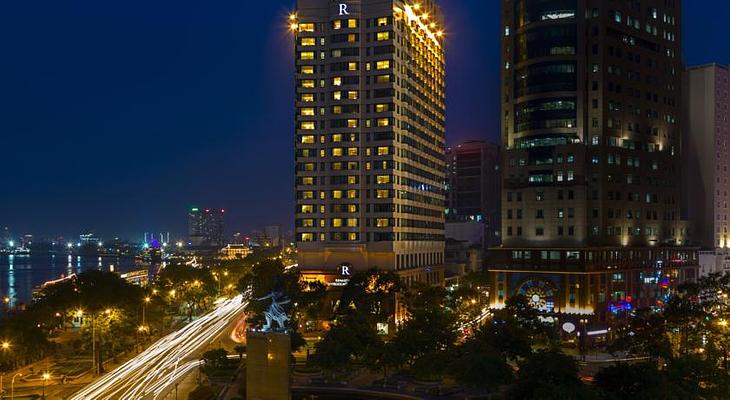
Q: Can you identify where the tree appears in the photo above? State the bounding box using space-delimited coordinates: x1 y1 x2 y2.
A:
474 320 532 362
448 336 514 390
493 295 559 349
234 345 246 360
311 269 400 376
312 313 380 374
201 348 229 377
594 363 666 399
393 284 458 379
507 350 597 400
364 341 402 386
336 269 402 321
155 263 217 321
609 307 672 361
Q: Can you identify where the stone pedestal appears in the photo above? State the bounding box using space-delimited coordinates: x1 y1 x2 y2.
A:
246 331 291 400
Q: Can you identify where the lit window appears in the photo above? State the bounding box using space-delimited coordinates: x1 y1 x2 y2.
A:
377 118 390 127
300 135 315 144
332 134 342 142
301 191 314 199
299 23 314 32
376 218 389 227
300 205 314 214
301 80 315 88
375 104 389 112
332 190 343 199
348 205 357 213
300 233 314 242
302 177 314 185
377 175 390 184
301 93 314 102
348 62 358 71
332 148 343 157
376 75 390 84
347 119 358 128
377 17 388 26
333 91 342 100
300 65 315 75
347 148 358 156
376 190 389 199
348 19 357 28
347 91 358 100
332 219 343 227
347 176 357 184
300 108 315 116
347 233 358 241
300 37 315 46
300 52 314 60
347 190 357 199
347 218 358 227
377 31 390 41
332 106 342 114
333 20 342 30
376 60 390 70
333 77 342 86
301 219 314 228
377 146 389 155
347 34 357 43
300 122 315 130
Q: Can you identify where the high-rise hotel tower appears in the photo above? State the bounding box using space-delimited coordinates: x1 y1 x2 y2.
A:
292 1 446 286
491 0 698 322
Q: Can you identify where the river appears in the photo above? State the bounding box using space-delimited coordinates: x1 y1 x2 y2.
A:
0 254 144 307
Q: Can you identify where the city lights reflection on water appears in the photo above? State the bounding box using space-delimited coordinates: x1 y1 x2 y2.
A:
0 254 141 306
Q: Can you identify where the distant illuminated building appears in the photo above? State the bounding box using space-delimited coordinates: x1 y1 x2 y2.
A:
446 140 501 248
220 244 253 260
265 225 282 247
683 64 730 249
79 233 100 246
188 208 225 247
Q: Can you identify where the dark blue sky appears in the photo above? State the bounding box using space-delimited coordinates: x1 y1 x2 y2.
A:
0 1 727 240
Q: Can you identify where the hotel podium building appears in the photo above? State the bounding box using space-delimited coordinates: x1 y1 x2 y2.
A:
491 0 698 323
292 0 446 288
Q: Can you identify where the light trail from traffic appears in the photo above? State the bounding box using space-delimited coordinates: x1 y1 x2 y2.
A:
70 295 247 400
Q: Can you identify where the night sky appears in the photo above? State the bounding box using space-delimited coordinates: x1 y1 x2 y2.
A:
0 1 727 240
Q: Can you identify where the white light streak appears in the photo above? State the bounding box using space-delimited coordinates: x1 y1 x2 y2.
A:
70 295 247 400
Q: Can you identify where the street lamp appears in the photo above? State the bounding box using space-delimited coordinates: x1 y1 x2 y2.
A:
143 296 151 327
41 373 50 399
578 318 589 361
10 373 21 400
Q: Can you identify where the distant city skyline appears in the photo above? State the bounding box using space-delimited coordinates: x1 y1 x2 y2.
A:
0 0 727 239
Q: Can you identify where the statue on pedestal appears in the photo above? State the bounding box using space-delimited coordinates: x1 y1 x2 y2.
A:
257 291 290 332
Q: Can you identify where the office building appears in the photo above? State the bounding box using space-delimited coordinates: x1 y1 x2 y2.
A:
492 0 697 322
683 64 730 249
265 225 282 247
188 208 225 247
292 0 446 286
446 140 501 247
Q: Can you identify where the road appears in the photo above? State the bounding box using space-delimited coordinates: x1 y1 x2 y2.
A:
69 295 247 400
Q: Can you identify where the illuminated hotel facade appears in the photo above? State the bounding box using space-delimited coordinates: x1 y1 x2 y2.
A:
292 0 446 287
490 0 698 322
